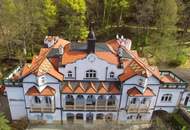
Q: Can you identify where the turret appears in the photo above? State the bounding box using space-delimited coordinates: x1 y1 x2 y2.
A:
87 22 96 53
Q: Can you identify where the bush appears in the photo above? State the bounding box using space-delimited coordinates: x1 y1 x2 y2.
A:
168 53 188 67
171 113 190 130
11 117 29 130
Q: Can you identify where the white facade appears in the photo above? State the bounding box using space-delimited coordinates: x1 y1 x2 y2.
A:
4 36 190 124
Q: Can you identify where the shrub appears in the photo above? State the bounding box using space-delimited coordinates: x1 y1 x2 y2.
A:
11 117 29 130
168 53 188 67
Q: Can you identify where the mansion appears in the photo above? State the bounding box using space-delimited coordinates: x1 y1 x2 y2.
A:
3 24 190 124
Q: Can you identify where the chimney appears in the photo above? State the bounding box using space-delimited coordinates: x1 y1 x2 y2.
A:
87 22 96 53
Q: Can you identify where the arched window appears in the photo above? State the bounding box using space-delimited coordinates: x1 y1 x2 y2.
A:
76 95 85 105
107 95 116 106
76 113 83 120
45 97 52 104
130 98 137 104
65 95 74 105
161 94 172 102
34 96 41 104
86 70 96 78
68 71 72 77
136 114 142 120
86 95 96 105
97 95 106 106
109 72 115 78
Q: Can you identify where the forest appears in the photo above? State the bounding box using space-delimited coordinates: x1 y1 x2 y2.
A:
0 0 190 78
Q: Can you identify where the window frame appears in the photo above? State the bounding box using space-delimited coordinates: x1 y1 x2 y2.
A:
67 71 73 78
109 71 115 78
85 69 96 78
161 94 172 102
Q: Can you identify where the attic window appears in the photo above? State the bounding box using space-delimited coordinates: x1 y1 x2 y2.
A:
86 70 96 78
110 72 115 78
68 71 72 77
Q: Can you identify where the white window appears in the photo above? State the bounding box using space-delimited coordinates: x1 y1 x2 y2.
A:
86 70 96 78
127 115 133 120
34 96 41 104
136 114 142 119
130 98 137 104
161 94 172 102
110 72 115 78
45 97 52 105
141 98 146 104
68 71 72 77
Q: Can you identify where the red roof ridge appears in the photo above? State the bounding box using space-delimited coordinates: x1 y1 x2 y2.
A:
127 87 155 97
26 86 56 96
74 82 85 93
62 82 73 93
109 83 120 94
86 82 97 94
98 82 108 94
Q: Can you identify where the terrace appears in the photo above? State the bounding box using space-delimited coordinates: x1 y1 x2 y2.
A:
160 70 188 89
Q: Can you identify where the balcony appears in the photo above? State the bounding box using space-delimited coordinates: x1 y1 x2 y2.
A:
64 104 117 111
30 104 55 113
127 104 149 113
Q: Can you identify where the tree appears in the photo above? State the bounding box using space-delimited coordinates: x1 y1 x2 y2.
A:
148 0 178 64
0 0 57 61
127 0 155 54
0 113 11 130
54 0 88 41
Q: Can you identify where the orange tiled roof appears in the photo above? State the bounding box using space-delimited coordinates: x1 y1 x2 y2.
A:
106 39 119 54
127 87 155 97
21 48 64 81
62 51 87 65
86 82 97 94
26 86 56 96
52 38 70 48
62 82 73 93
96 52 119 65
119 47 161 82
74 82 85 93
160 75 177 83
98 82 108 94
109 83 120 94
62 51 119 65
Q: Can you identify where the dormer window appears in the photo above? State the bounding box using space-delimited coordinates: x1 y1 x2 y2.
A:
68 71 73 77
110 72 115 78
86 70 96 78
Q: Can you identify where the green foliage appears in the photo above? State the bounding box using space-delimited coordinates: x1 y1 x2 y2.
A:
170 112 190 130
54 0 88 41
0 113 11 130
148 0 178 64
11 117 29 130
168 52 188 67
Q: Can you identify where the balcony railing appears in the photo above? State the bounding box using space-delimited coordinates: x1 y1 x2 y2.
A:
127 104 149 113
30 104 55 112
64 104 117 111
